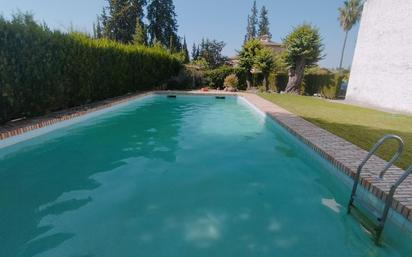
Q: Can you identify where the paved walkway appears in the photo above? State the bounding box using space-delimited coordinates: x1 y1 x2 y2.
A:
1 90 411 223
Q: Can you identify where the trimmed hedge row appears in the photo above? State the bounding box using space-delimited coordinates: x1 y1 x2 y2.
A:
0 14 182 124
269 71 343 99
303 71 344 99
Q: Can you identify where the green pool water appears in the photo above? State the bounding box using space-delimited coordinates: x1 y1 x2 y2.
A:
0 95 411 257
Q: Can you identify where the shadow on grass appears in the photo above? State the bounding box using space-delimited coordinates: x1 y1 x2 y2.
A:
304 117 412 170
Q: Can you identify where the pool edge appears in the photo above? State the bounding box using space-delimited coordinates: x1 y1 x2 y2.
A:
1 90 411 230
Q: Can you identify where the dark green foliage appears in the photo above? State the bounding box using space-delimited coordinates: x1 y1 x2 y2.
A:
245 1 258 42
303 71 344 99
93 16 103 39
181 37 190 63
101 0 147 43
166 66 202 90
133 19 148 45
258 6 271 39
273 73 288 92
194 39 227 69
0 14 182 124
203 66 246 90
147 0 179 50
191 43 199 60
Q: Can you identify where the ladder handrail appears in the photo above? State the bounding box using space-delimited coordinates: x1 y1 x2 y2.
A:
348 134 404 210
347 134 407 244
376 165 412 241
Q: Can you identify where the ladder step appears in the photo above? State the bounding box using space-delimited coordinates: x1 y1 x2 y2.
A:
350 204 380 239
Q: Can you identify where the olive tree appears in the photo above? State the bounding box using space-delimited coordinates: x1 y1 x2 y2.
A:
283 24 323 93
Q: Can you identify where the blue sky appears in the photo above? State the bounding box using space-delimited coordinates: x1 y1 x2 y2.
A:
0 0 360 68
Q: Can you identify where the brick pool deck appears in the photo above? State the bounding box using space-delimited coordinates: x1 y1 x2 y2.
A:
1 90 411 223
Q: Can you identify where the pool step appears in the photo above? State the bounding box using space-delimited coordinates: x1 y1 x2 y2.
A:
347 134 412 245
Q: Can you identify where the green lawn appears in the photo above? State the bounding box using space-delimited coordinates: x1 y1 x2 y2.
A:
258 93 412 170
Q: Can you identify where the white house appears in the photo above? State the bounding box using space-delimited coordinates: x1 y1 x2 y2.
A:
346 0 412 114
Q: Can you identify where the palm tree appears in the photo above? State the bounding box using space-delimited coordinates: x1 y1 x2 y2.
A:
338 0 363 70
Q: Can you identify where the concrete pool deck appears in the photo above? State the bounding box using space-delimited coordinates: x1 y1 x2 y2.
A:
1 90 411 226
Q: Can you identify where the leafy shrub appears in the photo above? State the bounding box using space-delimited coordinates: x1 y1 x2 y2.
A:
203 66 246 89
224 74 239 88
0 13 182 124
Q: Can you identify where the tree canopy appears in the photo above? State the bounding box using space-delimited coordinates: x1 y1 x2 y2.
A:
283 24 323 70
255 47 276 91
98 0 182 51
181 37 190 63
147 0 179 50
133 19 147 45
338 0 363 69
245 1 258 42
283 24 324 93
338 0 363 32
100 0 147 43
192 39 227 69
238 39 262 89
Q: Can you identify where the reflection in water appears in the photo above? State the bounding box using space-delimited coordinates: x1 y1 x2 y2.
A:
0 96 411 257
322 198 342 213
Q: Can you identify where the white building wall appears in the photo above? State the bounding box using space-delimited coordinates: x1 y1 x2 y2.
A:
346 0 412 113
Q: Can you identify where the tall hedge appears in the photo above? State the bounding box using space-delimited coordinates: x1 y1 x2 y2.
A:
0 14 182 124
203 66 247 90
303 69 344 99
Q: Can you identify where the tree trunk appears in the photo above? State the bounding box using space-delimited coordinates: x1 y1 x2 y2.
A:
246 71 253 90
263 74 269 91
339 31 349 70
285 58 305 94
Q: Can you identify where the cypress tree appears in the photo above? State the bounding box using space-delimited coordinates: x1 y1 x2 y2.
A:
101 0 147 43
133 19 147 45
93 16 103 39
182 37 190 63
191 43 198 61
147 0 179 50
245 1 258 42
258 6 271 39
101 7 110 37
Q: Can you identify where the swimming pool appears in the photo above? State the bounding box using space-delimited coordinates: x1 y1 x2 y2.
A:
0 94 411 257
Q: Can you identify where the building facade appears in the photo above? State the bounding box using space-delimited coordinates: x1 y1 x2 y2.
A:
346 0 412 113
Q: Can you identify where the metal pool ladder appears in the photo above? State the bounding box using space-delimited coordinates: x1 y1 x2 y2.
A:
347 134 412 244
